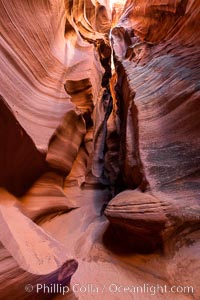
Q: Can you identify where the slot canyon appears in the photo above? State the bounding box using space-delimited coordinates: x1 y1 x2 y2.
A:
0 0 200 299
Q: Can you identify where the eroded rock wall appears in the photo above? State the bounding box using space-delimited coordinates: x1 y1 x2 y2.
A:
105 0 200 292
0 0 112 298
0 0 200 299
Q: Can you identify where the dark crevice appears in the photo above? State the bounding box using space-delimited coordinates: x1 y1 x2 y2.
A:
63 7 152 255
111 58 148 192
0 96 46 197
103 223 164 255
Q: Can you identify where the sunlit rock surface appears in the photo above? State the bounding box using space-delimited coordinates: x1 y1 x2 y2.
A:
0 0 200 299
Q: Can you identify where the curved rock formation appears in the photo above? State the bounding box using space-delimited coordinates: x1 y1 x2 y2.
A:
0 190 78 299
0 0 200 299
104 0 200 296
108 0 200 239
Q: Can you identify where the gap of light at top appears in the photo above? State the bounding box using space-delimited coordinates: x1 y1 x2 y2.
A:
109 0 125 9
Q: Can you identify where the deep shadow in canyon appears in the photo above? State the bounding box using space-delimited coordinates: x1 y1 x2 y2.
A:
0 0 200 299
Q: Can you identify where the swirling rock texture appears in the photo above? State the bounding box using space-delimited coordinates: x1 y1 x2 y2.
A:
0 0 199 300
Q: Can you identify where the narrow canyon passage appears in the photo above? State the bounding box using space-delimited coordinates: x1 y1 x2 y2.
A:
0 0 200 300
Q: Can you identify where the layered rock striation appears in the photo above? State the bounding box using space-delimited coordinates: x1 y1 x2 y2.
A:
0 0 200 299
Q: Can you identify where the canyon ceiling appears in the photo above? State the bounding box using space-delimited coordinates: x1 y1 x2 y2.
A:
0 0 200 299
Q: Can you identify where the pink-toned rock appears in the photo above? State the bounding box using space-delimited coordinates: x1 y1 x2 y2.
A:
110 0 200 201
0 0 200 299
